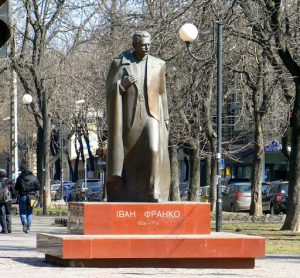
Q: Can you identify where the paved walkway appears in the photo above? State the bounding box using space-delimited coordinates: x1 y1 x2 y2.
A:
0 215 299 278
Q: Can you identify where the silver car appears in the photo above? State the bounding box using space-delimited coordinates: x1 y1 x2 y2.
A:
69 179 102 202
50 183 61 201
222 182 252 212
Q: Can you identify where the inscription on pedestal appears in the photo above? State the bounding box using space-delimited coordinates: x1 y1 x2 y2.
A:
68 202 211 235
116 210 136 218
113 207 183 229
116 209 181 226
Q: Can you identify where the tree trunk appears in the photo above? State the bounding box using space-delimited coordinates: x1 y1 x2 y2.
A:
169 145 180 201
53 157 61 180
201 68 216 209
250 118 264 216
282 82 300 231
73 140 81 182
37 115 51 210
205 156 211 186
263 0 300 232
65 149 75 182
44 117 51 208
84 134 95 171
281 128 291 160
36 127 43 204
183 149 190 181
74 155 79 182
78 136 86 170
50 131 61 180
188 147 200 201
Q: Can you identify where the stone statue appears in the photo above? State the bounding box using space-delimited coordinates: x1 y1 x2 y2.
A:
106 31 170 202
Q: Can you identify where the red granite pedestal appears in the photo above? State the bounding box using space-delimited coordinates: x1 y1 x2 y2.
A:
36 202 265 268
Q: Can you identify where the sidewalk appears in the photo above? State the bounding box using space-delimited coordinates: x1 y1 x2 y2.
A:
0 215 299 278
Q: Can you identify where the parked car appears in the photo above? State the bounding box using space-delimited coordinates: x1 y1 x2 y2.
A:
262 182 272 192
69 179 103 202
262 181 289 214
86 183 104 202
222 182 252 212
200 185 226 203
179 182 189 201
227 178 250 185
50 182 61 201
54 181 75 202
199 186 210 202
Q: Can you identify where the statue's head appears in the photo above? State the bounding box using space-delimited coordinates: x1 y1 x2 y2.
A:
132 31 151 60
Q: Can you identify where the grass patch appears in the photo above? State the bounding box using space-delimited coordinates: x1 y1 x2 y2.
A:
211 213 300 255
34 206 68 216
12 204 68 216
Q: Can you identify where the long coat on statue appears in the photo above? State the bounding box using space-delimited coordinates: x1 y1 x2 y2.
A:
106 51 170 202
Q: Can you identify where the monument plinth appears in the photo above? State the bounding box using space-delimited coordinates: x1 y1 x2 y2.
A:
37 202 265 268
67 202 211 235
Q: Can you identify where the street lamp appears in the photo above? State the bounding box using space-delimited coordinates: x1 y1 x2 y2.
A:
75 99 85 105
179 22 223 232
22 94 33 105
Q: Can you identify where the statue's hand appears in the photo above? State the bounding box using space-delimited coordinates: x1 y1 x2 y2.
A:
121 75 137 91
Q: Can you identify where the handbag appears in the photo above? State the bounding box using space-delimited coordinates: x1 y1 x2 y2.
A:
28 194 39 208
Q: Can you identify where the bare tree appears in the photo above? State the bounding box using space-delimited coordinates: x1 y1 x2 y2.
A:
11 0 102 210
235 0 299 231
263 0 300 231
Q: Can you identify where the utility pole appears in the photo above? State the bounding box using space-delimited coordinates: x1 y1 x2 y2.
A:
8 1 19 179
11 69 18 179
1 0 19 179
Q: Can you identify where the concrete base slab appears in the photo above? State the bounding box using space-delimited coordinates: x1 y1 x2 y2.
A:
37 203 265 268
37 232 265 268
45 254 255 268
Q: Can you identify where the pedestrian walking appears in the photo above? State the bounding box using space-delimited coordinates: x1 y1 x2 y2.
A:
15 164 40 233
0 169 14 234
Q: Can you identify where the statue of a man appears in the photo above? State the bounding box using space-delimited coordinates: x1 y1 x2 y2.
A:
106 31 170 202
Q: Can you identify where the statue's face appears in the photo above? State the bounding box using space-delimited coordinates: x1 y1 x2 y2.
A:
133 36 151 58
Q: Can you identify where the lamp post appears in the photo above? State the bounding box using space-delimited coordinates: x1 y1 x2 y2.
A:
22 93 48 215
22 94 33 170
75 99 87 199
179 22 223 232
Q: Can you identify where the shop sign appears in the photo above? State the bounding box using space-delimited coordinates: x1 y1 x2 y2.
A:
265 140 282 152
